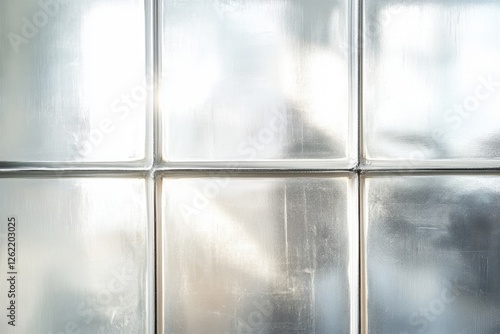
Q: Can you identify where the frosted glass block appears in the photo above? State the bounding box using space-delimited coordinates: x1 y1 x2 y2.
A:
364 174 500 334
363 1 500 167
161 175 358 334
160 0 355 166
0 177 153 333
0 0 150 164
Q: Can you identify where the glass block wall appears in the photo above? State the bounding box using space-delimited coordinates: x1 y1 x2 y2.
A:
1 0 499 333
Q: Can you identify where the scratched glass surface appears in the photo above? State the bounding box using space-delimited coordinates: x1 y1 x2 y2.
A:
0 178 152 333
364 175 500 334
363 1 500 166
161 176 358 334
0 0 147 163
161 0 353 165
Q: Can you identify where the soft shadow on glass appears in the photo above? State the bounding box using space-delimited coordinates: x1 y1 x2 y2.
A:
162 176 356 333
365 175 500 334
364 1 500 164
161 0 352 163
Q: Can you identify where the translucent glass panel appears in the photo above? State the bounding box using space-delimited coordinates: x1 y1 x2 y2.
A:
160 0 354 166
0 177 153 333
0 0 149 164
363 1 500 166
363 174 500 334
160 175 358 334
